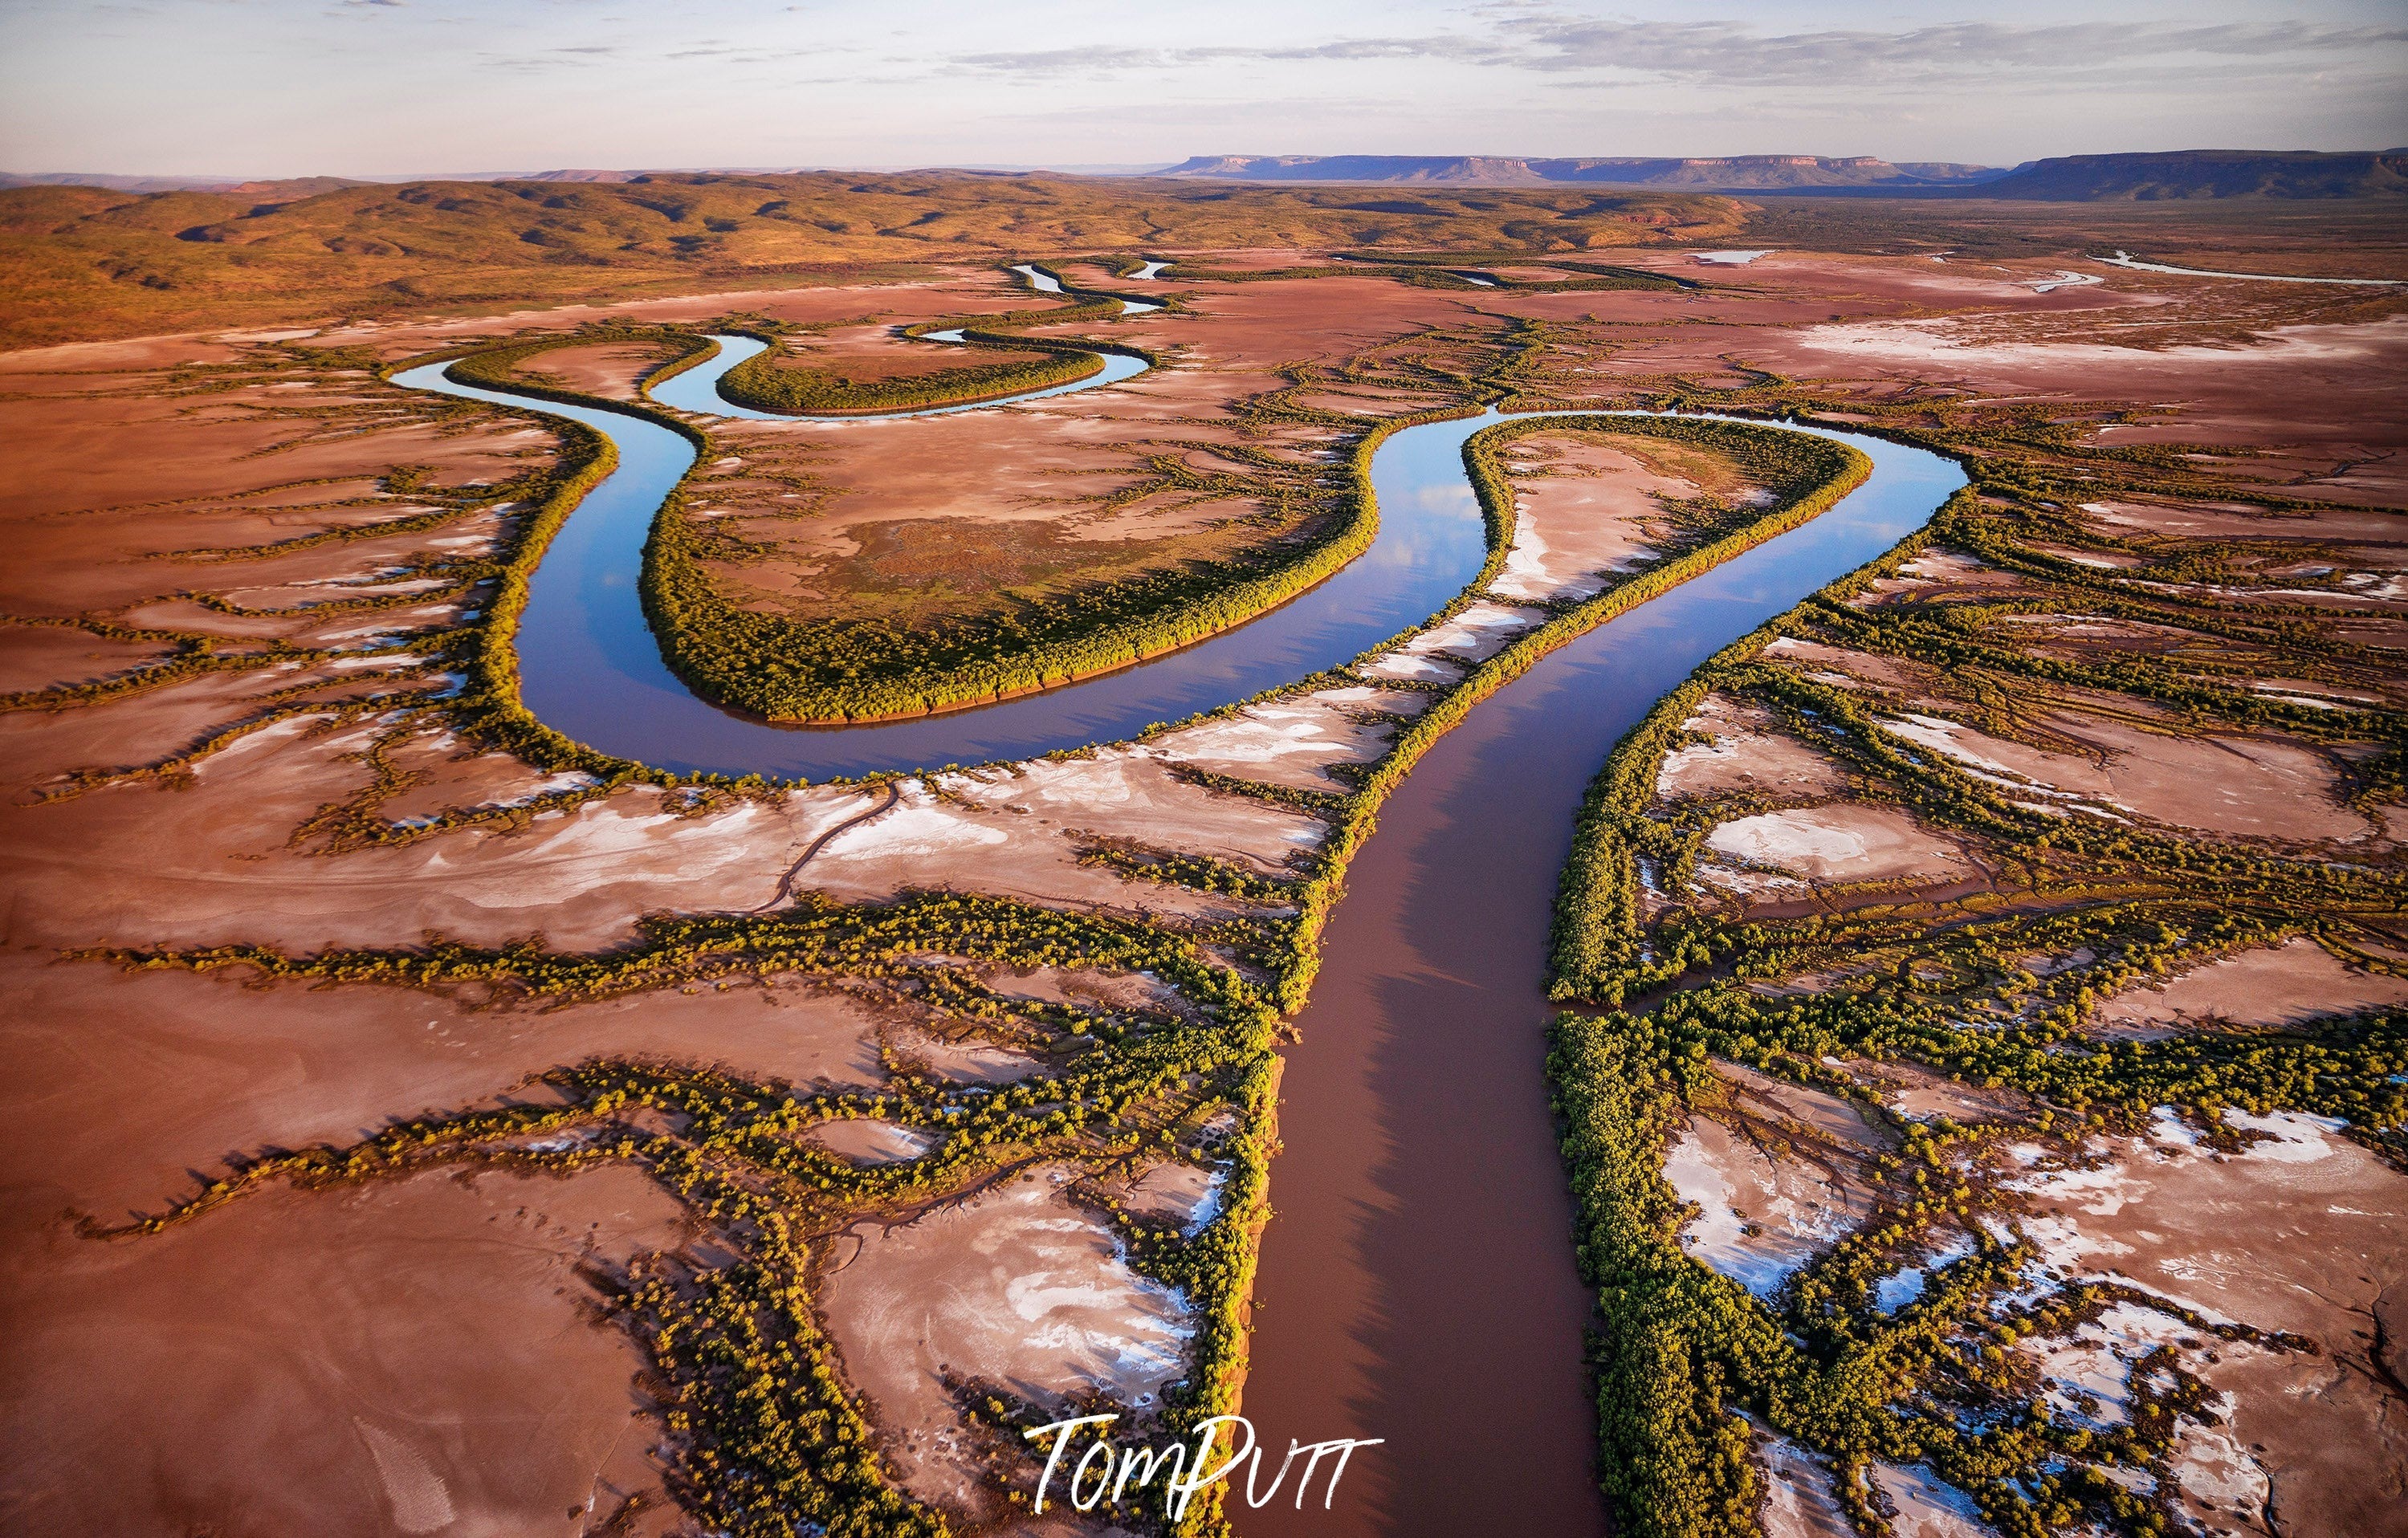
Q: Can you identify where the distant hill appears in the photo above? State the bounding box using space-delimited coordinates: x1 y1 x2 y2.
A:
0 170 1747 349
1 173 369 200
521 169 648 183
1 172 247 193
1950 149 2408 201
1160 150 2408 199
1160 155 2006 189
0 169 656 193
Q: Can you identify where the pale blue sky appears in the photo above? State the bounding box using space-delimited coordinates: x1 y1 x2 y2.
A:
3 0 2402 177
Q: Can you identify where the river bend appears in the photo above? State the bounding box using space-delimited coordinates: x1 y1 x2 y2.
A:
388 339 1964 1533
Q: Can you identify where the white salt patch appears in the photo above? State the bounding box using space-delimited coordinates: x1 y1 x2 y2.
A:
811 1118 936 1164
1795 315 2405 368
2222 1108 2345 1163
1689 863 1811 898
1401 601 1542 660
1873 1231 1978 1314
1664 1128 1756 1277
1707 810 1868 868
1872 1463 1995 1538
1359 650 1462 682
1156 700 1367 764
188 715 328 776
2171 1402 2272 1516
353 1419 456 1535
1655 738 1738 795
2099 250 2405 287
817 794 1006 861
2025 1300 2196 1428
1490 522 1557 599
1879 714 2017 775
1663 1122 1856 1296
2149 1107 2203 1149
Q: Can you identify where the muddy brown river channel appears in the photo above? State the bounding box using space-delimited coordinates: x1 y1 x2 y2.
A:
385 351 1960 1532
1241 425 1960 1538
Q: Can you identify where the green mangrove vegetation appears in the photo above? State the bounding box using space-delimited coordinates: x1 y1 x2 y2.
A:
88 886 1286 1538
76 320 1882 1536
1534 370 2408 1538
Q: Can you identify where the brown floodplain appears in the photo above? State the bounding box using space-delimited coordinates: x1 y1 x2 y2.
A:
5 197 2406 1535
4 1160 687 1538
0 254 1500 1534
2003 1116 2408 1537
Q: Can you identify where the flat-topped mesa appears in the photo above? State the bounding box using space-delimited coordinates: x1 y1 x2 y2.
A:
1159 153 2008 187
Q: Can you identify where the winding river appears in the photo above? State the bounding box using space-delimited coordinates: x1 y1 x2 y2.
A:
389 318 1964 1532
393 344 1497 778
2096 249 2403 286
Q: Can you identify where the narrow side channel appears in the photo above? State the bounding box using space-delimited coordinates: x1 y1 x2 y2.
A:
1238 429 1964 1538
646 331 1151 422
2095 249 2404 285
648 266 1162 421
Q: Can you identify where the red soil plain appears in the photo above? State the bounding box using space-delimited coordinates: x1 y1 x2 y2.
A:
2 184 2405 1538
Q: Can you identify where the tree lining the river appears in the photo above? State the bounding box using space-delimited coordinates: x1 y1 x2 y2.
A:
46 327 1878 1535
1542 373 2408 1538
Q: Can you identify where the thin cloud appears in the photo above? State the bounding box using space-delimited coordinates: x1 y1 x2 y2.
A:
478 45 620 71
945 18 2406 87
950 37 1506 76
1494 18 2407 83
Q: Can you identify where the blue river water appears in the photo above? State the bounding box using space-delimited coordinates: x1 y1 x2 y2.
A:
389 322 1967 1538
390 348 1960 781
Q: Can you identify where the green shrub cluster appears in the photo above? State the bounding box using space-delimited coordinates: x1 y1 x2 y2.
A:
1536 372 2408 1537
1550 999 2389 1538
716 331 1102 414
90 876 1296 1536
1334 249 1699 293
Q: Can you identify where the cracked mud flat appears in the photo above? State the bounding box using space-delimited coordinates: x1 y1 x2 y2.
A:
1653 691 1852 804
0 951 890 1223
1102 1158 1225 1234
1753 1427 1854 1538
2003 1114 2408 1536
1870 706 2377 845
1663 1062 1887 1297
1700 804 1972 892
7 218 2406 1537
1489 429 1773 603
809 1117 939 1165
1665 1117 1871 1296
1871 1461 1995 1538
2090 937 2408 1035
817 1166 1194 1517
2 1162 687 1538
